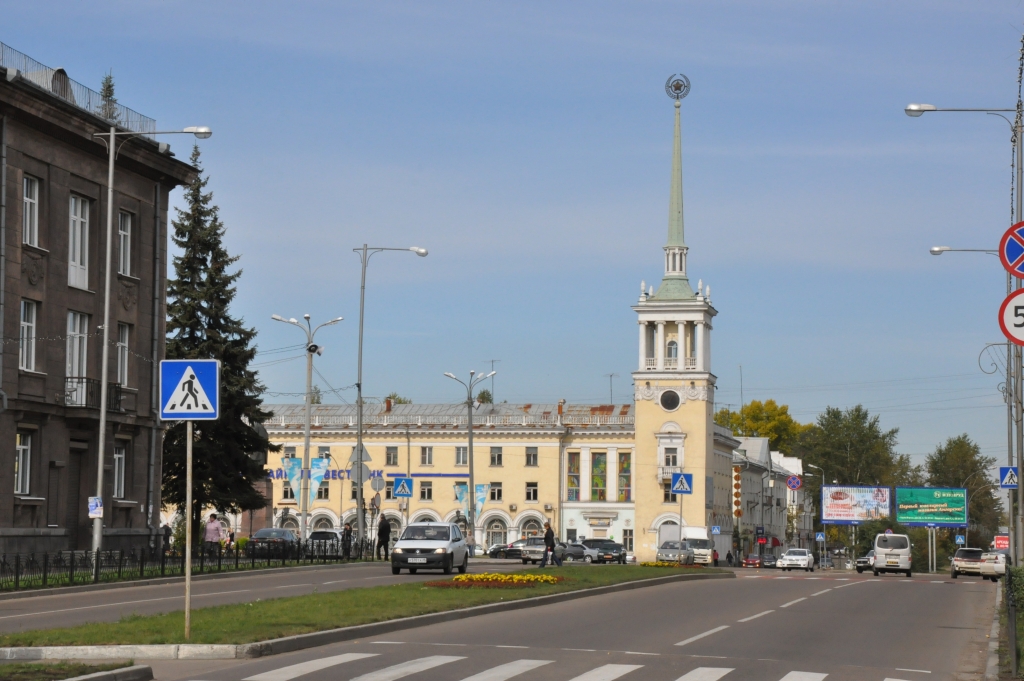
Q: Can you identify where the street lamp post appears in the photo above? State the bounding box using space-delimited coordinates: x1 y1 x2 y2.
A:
353 245 428 541
270 314 343 540
90 125 211 554
444 370 496 550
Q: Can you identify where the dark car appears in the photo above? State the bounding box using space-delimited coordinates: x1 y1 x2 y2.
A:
489 539 527 559
581 539 627 564
742 553 762 568
554 542 588 562
250 528 298 556
761 553 778 569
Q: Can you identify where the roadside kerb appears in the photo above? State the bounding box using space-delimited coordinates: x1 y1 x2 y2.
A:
62 665 153 681
0 570 732 660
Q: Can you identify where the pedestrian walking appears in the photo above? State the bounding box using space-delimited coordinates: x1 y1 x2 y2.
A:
539 521 562 567
376 515 391 560
342 522 353 560
161 522 172 552
713 549 719 567
726 550 734 567
203 513 223 555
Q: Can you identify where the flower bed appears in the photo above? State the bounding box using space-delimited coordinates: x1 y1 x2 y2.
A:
639 561 706 568
425 572 565 588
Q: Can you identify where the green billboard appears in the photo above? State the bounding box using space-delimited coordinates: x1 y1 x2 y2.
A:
894 487 967 527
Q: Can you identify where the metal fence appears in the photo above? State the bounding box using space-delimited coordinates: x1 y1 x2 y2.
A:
0 539 380 592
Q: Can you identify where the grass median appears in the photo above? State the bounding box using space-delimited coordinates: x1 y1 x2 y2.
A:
0 661 132 681
0 565 726 647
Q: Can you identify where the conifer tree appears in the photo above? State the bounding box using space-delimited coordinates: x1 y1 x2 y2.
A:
162 145 274 538
98 71 119 122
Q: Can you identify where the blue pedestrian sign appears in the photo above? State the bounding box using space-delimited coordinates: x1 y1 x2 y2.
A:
955 535 966 545
1001 466 1019 489
711 526 721 535
159 360 219 421
815 532 826 542
671 472 693 495
393 477 414 498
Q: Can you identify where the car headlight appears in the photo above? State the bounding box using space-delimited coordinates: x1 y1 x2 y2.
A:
435 548 447 553
392 548 403 554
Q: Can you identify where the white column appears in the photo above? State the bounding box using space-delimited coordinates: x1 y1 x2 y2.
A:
695 321 705 372
608 447 618 502
580 446 591 502
704 322 711 371
638 321 647 371
656 322 665 370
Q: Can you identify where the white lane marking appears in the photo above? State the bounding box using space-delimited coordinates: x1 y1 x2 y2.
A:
774 577 792 580
742 576 761 579
737 610 774 622
811 589 832 596
777 673 827 681
834 583 859 588
622 652 659 656
566 664 644 681
0 589 249 620
805 577 821 580
244 653 378 681
835 578 850 581
676 625 730 646
563 648 597 652
322 580 349 585
495 646 529 649
458 660 552 681
894 669 931 674
349 656 465 681
780 597 807 608
675 668 734 681
930 581 944 584
371 641 405 645
884 678 912 681
273 583 313 589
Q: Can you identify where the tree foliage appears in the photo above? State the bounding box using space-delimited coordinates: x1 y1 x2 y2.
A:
98 71 119 122
714 399 809 453
162 145 275 537
476 389 493 404
386 392 412 405
925 434 1000 549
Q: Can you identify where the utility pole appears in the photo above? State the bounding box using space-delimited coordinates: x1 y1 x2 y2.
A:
486 360 500 400
605 373 618 403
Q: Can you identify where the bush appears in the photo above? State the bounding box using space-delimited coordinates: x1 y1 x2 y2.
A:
236 537 249 550
1009 566 1024 606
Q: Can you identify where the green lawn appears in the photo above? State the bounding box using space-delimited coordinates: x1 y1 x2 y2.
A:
0 661 132 681
0 565 725 647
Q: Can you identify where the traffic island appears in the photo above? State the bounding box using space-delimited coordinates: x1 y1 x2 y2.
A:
0 566 731 659
0 661 144 681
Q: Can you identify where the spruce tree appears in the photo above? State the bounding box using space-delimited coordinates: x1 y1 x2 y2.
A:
162 145 274 538
98 71 119 123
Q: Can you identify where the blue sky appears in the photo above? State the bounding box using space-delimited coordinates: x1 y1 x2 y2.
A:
8 2 1024 466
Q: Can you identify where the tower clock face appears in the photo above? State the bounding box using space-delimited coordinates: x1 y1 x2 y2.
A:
660 390 681 411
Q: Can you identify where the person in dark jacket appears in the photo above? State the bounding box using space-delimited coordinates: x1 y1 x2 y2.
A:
376 515 391 560
726 551 734 567
539 521 562 567
342 523 353 560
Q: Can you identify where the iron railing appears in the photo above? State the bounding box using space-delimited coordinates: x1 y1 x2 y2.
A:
0 538 379 593
268 413 635 427
64 377 122 411
0 41 156 138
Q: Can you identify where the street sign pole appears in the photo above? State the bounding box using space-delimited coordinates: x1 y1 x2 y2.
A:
184 420 193 640
678 487 684 566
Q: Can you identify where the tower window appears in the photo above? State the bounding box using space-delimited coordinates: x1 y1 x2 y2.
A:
667 340 678 359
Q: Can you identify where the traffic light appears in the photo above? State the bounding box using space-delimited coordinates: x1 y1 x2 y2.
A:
733 465 742 518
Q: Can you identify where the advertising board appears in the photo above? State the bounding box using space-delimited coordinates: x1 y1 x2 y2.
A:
894 487 967 527
821 485 890 525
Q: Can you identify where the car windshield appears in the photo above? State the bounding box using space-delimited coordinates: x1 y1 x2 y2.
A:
660 541 681 549
747 554 760 560
785 549 808 556
687 539 712 549
876 535 909 550
955 548 983 560
309 531 336 540
400 525 450 541
253 529 291 539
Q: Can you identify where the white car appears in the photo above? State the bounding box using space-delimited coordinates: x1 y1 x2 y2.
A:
980 552 1010 581
777 548 814 572
391 522 469 575
950 547 983 578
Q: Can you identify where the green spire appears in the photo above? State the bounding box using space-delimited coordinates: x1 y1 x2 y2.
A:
653 99 695 300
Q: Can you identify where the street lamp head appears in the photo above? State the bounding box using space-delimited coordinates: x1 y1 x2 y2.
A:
289 318 298 324
410 247 428 257
444 372 456 379
304 314 311 321
930 246 950 255
324 316 344 325
483 371 497 379
184 126 213 139
271 314 286 322
905 103 936 117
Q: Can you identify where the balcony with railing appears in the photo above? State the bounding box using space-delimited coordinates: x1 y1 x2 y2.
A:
657 465 682 479
645 358 657 370
64 378 123 411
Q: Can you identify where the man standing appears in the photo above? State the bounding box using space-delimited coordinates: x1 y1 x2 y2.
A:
539 521 561 567
342 522 353 560
376 515 391 560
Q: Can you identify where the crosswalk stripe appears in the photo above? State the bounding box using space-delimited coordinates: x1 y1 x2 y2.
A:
778 673 827 681
457 660 552 681
349 656 465 681
674 667 734 681
243 654 378 681
566 664 644 681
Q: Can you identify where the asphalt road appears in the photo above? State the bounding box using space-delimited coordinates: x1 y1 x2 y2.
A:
146 569 996 681
0 559 524 634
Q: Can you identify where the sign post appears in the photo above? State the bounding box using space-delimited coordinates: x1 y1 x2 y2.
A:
159 360 220 641
671 473 693 565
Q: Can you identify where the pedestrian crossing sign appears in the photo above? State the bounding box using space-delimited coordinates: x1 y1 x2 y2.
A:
711 526 721 535
159 360 220 421
393 477 414 498
955 535 965 545
1001 466 1019 489
815 532 826 542
671 472 693 495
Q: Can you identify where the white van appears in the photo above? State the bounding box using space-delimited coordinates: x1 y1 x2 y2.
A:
873 533 912 577
657 525 714 565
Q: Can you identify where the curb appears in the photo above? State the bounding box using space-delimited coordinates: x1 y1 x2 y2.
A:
986 584 1001 681
63 665 153 681
0 571 732 660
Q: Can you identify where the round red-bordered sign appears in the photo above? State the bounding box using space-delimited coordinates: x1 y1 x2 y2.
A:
999 288 1024 346
1000 221 1024 278
786 475 802 490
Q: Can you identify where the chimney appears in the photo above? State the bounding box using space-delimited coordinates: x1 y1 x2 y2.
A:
385 397 392 413
557 400 565 416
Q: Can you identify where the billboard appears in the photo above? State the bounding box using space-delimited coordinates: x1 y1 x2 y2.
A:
895 487 967 527
821 485 891 524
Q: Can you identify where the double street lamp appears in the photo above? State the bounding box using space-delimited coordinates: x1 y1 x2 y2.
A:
270 314 343 539
444 370 496 550
91 125 212 553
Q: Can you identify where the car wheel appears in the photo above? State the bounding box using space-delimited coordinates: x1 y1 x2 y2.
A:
498 551 506 559
409 568 417 574
532 560 539 565
584 555 593 563
872 569 879 577
391 566 400 575
810 566 814 572
564 555 574 563
443 555 453 575
951 569 958 579
458 554 468 574
522 559 529 565
906 570 912 578
856 568 863 574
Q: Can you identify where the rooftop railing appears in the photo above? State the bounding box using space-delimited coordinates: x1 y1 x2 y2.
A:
266 413 635 428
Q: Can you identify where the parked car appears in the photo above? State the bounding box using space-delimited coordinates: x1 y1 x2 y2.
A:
980 551 1010 581
760 553 778 569
250 528 298 555
554 542 588 562
742 553 762 568
520 536 547 564
489 539 527 559
391 522 469 575
874 533 913 577
950 547 984 579
855 550 875 573
309 529 342 544
656 541 695 564
777 548 814 572
581 539 627 564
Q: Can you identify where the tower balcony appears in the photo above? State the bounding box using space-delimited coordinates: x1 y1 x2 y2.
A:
643 357 698 371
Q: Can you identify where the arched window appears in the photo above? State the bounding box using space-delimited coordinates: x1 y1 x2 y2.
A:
667 341 678 359
521 519 542 538
280 516 299 530
413 514 437 524
486 519 507 548
312 517 335 530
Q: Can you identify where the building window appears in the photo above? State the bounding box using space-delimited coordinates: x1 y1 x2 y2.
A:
23 176 39 247
420 446 433 465
591 451 607 501
282 479 295 499
66 311 89 377
316 480 329 500
489 482 502 502
663 480 677 503
116 323 129 386
317 446 331 461
617 451 631 502
118 212 132 276
525 447 538 467
112 445 126 498
351 483 359 501
14 432 31 495
622 529 634 552
567 452 580 501
19 300 36 371
420 481 433 501
284 446 296 458
455 446 467 466
68 195 89 289
526 482 538 502
664 447 678 467
490 447 502 467
386 446 398 466
667 340 678 359
385 480 394 500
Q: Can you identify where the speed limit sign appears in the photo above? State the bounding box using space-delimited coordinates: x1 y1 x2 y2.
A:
999 288 1024 346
